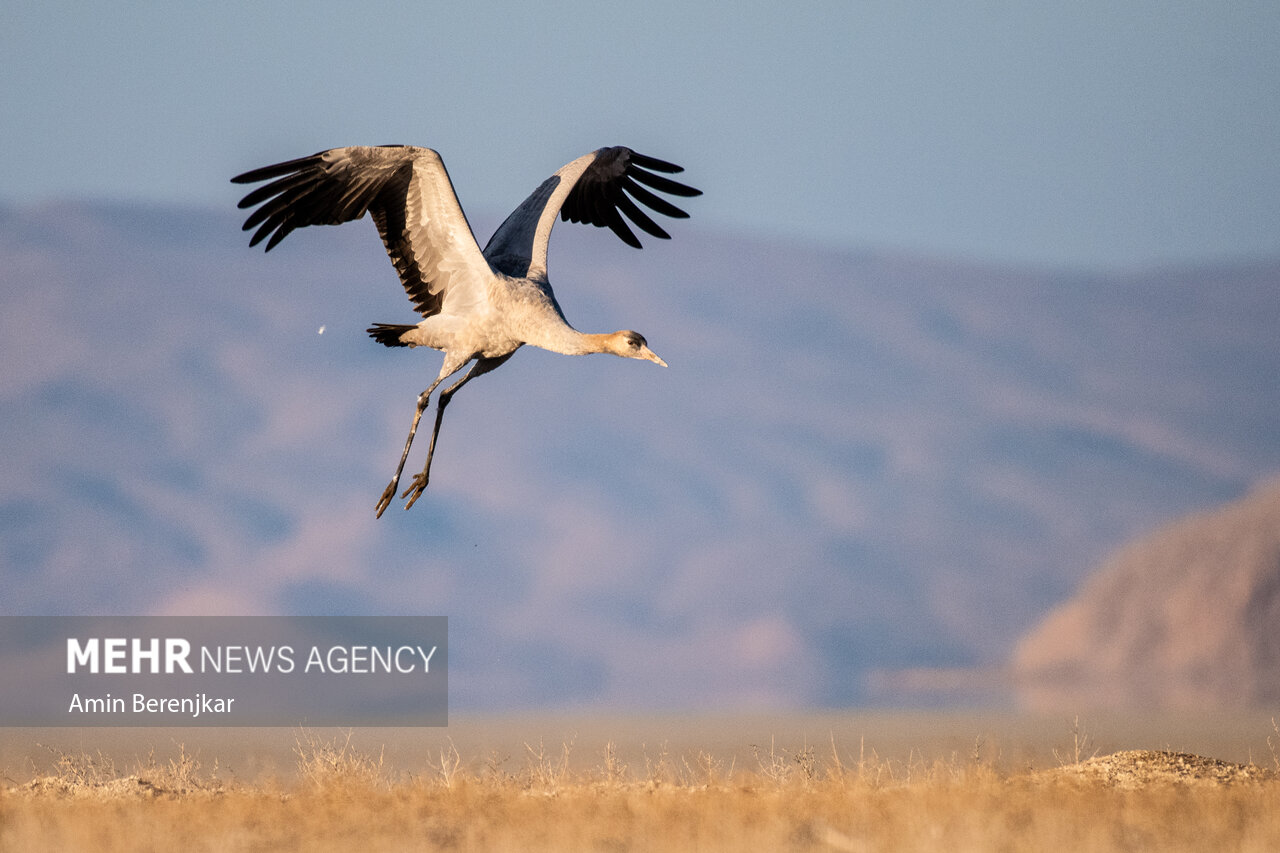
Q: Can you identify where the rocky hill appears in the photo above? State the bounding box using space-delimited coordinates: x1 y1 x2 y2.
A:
1013 480 1280 709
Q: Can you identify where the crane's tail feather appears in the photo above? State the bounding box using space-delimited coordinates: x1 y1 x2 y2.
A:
367 323 416 347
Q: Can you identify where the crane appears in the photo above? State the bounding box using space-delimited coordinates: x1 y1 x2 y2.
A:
232 144 700 517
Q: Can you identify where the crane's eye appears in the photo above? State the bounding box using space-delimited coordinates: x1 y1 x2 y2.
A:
625 333 646 350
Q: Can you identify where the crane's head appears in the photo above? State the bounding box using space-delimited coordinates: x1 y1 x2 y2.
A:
605 331 667 367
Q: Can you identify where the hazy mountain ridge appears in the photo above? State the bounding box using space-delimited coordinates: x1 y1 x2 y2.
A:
3 201 1278 709
1013 478 1280 709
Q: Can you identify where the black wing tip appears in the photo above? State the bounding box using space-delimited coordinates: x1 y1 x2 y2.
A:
245 226 281 251
232 152 334 250
557 146 703 249
615 225 643 249
627 150 704 195
627 151 685 174
230 151 327 185
628 161 702 199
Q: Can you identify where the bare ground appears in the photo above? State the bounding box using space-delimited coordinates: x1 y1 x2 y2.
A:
1037 749 1276 789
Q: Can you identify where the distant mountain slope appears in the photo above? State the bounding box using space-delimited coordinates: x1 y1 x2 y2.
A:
3 201 1279 709
1013 479 1280 710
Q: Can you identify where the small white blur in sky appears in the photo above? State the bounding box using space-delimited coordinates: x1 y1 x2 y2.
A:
3 0 1278 271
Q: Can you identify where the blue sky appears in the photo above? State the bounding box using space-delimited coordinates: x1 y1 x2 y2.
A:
4 1 1279 269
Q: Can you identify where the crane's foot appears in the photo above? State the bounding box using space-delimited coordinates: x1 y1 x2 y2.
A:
399 471 429 511
375 479 400 519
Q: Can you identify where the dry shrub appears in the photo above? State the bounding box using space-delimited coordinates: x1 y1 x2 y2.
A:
1270 717 1280 773
292 728 387 789
9 742 222 800
3 731 1280 852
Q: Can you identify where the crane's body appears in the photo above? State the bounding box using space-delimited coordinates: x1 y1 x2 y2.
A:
232 144 698 516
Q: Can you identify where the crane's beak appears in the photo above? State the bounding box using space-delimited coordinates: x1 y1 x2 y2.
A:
639 345 667 367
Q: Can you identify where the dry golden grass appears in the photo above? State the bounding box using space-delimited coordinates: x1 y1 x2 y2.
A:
3 727 1280 852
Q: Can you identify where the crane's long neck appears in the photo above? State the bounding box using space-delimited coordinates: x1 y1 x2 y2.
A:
517 308 665 365
525 321 615 356
505 283 621 357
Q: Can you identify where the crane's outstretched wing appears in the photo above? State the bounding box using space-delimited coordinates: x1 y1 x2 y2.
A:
482 147 701 280
232 145 490 318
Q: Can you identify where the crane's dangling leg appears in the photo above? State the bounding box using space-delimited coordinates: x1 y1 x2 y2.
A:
375 355 471 518
399 353 514 512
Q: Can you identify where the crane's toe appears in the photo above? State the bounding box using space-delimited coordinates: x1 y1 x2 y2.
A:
375 480 400 518
400 473 429 511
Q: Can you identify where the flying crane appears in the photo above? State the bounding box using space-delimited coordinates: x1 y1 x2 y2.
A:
232 144 700 516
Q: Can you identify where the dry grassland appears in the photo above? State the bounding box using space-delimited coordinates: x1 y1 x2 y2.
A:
3 723 1280 852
